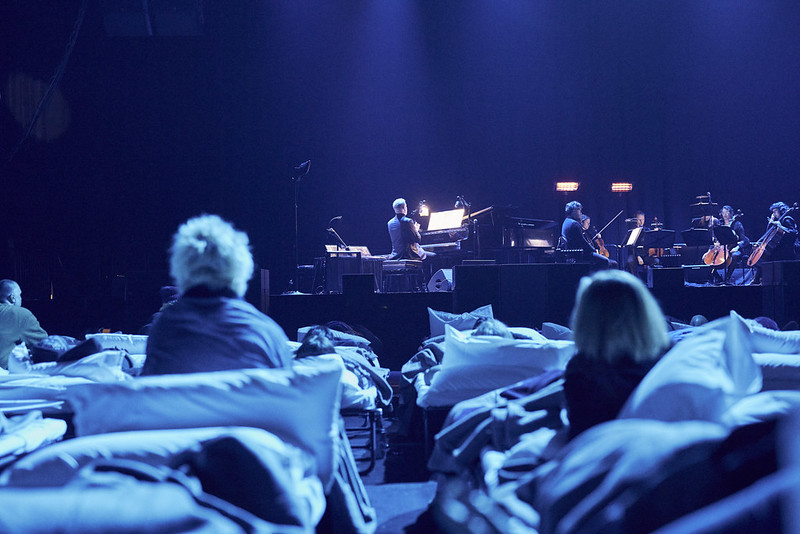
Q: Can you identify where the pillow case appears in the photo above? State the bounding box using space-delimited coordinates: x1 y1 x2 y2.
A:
64 359 343 485
620 312 761 423
85 333 148 355
428 304 494 338
754 352 800 392
418 324 573 407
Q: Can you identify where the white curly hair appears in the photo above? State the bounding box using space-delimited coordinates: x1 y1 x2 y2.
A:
169 214 254 297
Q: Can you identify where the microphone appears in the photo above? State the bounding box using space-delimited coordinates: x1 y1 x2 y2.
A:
292 160 311 180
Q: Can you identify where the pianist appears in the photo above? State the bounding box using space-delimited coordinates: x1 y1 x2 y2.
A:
388 198 435 261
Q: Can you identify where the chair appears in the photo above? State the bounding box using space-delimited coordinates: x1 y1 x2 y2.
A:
554 236 590 264
381 259 426 292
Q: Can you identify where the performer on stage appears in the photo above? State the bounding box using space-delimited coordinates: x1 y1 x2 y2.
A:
387 198 432 260
761 202 799 261
561 201 616 269
719 205 750 268
626 209 658 273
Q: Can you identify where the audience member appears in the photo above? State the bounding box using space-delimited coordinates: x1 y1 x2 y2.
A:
142 215 292 375
753 316 779 331
295 326 337 359
689 314 709 327
139 285 180 334
473 318 513 339
564 269 671 438
0 280 47 369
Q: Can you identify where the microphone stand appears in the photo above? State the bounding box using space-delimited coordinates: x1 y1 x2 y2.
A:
327 228 349 250
288 160 311 293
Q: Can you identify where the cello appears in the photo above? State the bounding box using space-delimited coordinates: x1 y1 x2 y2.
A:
747 205 798 267
702 212 740 267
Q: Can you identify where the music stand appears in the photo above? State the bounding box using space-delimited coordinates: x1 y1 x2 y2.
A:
643 229 675 250
681 228 713 247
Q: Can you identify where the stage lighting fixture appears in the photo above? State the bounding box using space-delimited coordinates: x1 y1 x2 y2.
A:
555 181 580 192
611 182 633 193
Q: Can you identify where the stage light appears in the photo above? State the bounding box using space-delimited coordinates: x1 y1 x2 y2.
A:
418 201 430 217
611 182 633 193
555 181 579 192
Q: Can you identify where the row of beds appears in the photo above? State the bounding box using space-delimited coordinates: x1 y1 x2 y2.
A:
0 328 391 533
3 307 800 533
403 306 800 533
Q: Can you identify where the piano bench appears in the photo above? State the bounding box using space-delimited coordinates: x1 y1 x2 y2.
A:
381 260 426 293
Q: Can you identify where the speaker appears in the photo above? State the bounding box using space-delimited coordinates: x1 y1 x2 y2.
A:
683 264 713 284
342 274 375 296
427 269 454 292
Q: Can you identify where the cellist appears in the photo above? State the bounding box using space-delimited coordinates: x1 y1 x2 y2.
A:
760 202 799 261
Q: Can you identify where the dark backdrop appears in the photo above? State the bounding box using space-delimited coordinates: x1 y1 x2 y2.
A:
2 1 799 334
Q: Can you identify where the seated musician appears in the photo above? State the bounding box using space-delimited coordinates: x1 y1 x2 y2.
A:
387 198 434 261
561 201 616 269
625 209 658 273
761 201 799 261
719 205 751 274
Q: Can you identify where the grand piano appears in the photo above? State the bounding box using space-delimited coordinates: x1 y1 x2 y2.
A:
420 206 558 264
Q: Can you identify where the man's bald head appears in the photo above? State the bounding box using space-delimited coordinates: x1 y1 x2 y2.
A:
0 280 21 306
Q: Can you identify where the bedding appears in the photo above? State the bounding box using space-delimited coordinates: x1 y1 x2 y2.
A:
620 312 761 423
0 426 326 530
417 324 573 408
64 359 343 485
427 304 494 337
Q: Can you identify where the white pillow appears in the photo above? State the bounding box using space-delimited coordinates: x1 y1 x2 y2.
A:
620 312 761 423
428 305 494 338
85 333 148 354
418 324 573 407
743 320 800 354
64 360 343 485
754 352 800 391
541 322 573 341
0 427 325 529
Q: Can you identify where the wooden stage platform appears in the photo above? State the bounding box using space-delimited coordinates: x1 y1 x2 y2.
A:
268 262 800 371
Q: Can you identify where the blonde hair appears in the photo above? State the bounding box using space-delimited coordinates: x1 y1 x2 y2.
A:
570 270 669 364
169 215 254 297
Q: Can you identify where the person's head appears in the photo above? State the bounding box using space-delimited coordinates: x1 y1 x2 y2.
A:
720 205 734 221
169 214 254 297
571 270 670 364
689 314 708 327
634 210 646 228
565 201 582 220
392 198 407 215
753 316 779 331
580 214 591 231
0 280 22 307
296 325 336 358
473 318 513 339
770 202 789 219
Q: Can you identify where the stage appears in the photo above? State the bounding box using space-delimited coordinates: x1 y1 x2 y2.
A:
268 261 800 370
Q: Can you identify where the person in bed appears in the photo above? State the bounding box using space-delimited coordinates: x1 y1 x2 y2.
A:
564 269 671 439
0 280 47 369
142 215 292 375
